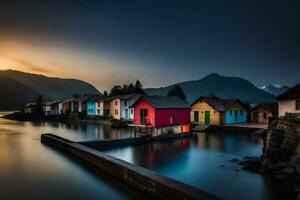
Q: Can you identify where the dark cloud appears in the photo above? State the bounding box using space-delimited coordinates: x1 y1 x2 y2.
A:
0 0 299 87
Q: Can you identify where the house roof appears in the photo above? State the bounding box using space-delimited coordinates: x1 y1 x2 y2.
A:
119 94 142 107
43 101 61 106
73 95 96 103
88 95 118 103
25 103 36 108
119 93 141 100
62 98 74 104
191 96 247 112
277 83 300 100
132 95 190 109
251 102 278 113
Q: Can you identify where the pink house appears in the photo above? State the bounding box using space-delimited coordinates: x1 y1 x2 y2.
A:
131 96 191 135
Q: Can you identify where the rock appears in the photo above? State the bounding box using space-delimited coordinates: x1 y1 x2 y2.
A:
269 161 287 170
277 161 288 169
262 158 274 169
297 193 300 200
275 173 288 180
230 158 239 162
296 164 300 174
281 167 295 175
289 156 300 167
294 186 300 192
243 156 253 160
293 176 300 181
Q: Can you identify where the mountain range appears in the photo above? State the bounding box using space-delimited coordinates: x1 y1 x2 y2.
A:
145 73 276 104
0 70 100 110
260 84 290 96
0 70 287 111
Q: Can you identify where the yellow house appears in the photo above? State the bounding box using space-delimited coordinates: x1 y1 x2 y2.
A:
191 96 223 125
191 96 248 125
110 97 121 119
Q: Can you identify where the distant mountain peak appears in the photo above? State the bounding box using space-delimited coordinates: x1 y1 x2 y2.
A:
260 83 290 96
203 73 222 79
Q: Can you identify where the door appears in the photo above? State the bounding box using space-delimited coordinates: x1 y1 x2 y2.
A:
253 112 258 123
205 111 210 125
194 111 199 122
140 109 148 125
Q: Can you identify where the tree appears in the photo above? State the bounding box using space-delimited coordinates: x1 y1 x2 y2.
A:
135 80 145 94
110 85 122 96
35 94 44 115
135 80 143 90
128 83 135 93
103 91 108 96
167 85 186 101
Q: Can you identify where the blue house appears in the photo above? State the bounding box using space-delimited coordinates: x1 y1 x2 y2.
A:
223 99 248 124
87 96 99 116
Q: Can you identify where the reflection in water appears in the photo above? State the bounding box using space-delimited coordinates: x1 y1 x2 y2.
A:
0 116 145 200
10 120 134 141
103 132 274 200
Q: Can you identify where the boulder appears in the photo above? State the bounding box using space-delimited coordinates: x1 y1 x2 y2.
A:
294 186 300 192
269 161 287 170
230 158 239 162
289 156 300 167
262 158 272 167
296 164 300 174
281 167 295 175
275 173 288 180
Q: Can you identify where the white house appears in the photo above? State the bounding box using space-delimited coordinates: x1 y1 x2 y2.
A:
119 94 141 121
43 101 62 115
277 83 300 117
24 103 36 114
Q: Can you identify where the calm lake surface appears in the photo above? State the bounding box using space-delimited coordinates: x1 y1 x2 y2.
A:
0 113 145 200
102 133 275 200
0 112 275 200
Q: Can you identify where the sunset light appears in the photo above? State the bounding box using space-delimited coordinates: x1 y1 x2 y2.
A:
0 1 299 200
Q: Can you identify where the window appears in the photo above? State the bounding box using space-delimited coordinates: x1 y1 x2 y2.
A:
115 109 118 115
229 110 232 116
124 100 128 106
131 109 133 114
115 100 118 106
240 110 244 115
263 112 267 119
296 100 300 110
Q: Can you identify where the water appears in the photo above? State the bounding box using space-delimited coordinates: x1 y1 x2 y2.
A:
102 133 276 200
0 112 275 200
0 113 145 199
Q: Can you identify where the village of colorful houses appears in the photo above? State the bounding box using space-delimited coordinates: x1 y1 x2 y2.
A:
24 83 300 136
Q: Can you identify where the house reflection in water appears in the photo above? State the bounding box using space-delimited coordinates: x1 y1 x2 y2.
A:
130 138 191 169
192 132 263 154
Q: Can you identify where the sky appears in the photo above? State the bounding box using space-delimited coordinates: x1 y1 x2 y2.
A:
0 0 299 91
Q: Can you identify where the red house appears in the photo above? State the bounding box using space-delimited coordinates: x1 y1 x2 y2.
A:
131 96 191 136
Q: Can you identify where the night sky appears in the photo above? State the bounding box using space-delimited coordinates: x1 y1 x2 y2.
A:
0 0 299 90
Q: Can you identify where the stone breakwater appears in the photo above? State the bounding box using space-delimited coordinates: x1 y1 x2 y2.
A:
237 114 300 200
41 133 220 200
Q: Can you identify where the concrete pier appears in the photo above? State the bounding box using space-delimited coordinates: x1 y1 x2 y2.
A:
41 133 220 200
